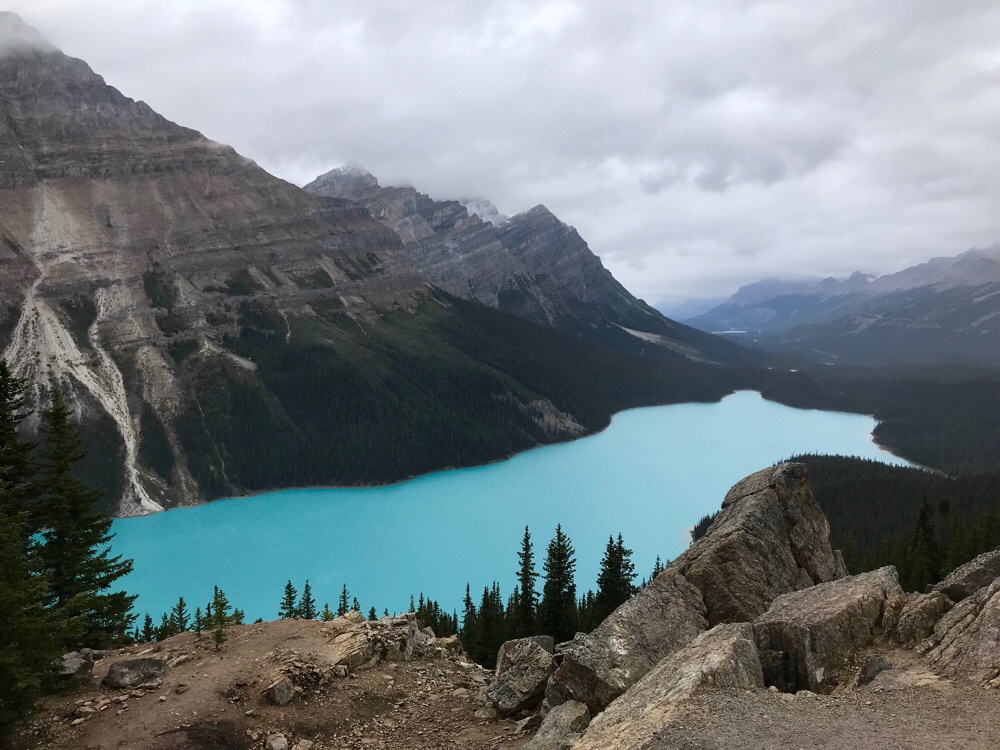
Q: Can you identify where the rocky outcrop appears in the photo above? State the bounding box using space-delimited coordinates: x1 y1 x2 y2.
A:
522 700 590 750
103 657 167 688
934 548 1000 602
486 637 557 716
885 591 954 647
921 578 1000 687
671 462 849 626
548 570 708 713
543 462 847 713
572 624 763 750
753 566 902 692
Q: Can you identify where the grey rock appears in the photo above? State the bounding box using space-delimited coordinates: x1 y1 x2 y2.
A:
103 658 167 689
56 651 93 677
474 706 499 720
920 577 1000 687
753 566 902 692
887 591 954 646
549 570 708 713
522 700 591 750
266 734 288 750
933 548 1000 601
497 636 554 672
486 638 557 716
860 656 892 684
573 623 762 750
671 462 849 626
264 676 296 706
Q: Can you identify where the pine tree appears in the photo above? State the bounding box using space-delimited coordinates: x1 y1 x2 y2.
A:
368 606 378 621
0 510 69 738
513 526 538 637
338 585 350 616
208 586 230 649
904 497 941 592
459 583 479 658
156 613 174 641
170 596 190 632
593 534 636 625
298 580 317 620
193 607 203 636
352 596 360 613
278 580 298 619
650 555 666 580
320 603 335 621
0 360 38 529
141 613 155 643
36 382 135 647
537 525 577 643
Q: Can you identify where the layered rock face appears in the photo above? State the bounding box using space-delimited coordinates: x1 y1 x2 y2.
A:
671 462 849 625
0 15 431 513
305 166 753 363
922 572 1000 687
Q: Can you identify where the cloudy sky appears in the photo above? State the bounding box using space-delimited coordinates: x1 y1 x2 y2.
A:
8 1 1000 309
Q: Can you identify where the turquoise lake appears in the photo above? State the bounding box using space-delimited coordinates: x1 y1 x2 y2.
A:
112 391 910 622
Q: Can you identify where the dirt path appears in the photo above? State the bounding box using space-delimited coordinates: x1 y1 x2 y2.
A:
13 620 528 750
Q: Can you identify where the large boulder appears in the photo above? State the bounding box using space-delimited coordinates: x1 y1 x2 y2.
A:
103 657 168 688
933 548 1000 602
671 462 848 625
522 700 590 750
753 566 902 692
572 624 763 750
486 637 557 715
920 577 1000 687
497 636 554 672
548 570 707 713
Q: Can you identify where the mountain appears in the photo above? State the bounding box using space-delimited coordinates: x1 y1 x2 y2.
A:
304 165 756 364
0 14 747 515
686 248 1000 366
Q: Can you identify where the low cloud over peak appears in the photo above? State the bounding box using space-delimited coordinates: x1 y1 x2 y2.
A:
7 0 1000 304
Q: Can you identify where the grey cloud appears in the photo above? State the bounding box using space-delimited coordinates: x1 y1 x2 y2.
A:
6 0 1000 304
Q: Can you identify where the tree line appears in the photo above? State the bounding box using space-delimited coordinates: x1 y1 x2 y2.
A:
0 361 136 738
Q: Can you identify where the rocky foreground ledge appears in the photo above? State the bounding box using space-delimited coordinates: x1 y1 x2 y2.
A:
14 463 1000 750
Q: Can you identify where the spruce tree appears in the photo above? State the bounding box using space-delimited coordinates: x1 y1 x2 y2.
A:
170 596 190 632
593 534 636 624
352 596 360 613
368 606 378 621
278 580 298 619
320 603 335 621
459 583 479 658
338 585 351 616
193 607 203 636
208 586 230 649
537 525 577 643
141 613 155 642
0 360 38 529
513 526 538 637
0 510 69 738
650 555 666 580
36 382 135 647
298 580 317 620
905 497 941 591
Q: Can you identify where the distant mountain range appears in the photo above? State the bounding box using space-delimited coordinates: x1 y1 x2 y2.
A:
685 247 1000 366
0 13 754 515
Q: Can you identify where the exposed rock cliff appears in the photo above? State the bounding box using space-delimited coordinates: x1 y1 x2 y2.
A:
0 14 742 514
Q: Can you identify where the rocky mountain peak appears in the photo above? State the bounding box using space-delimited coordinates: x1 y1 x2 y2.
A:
0 12 57 56
304 163 381 199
